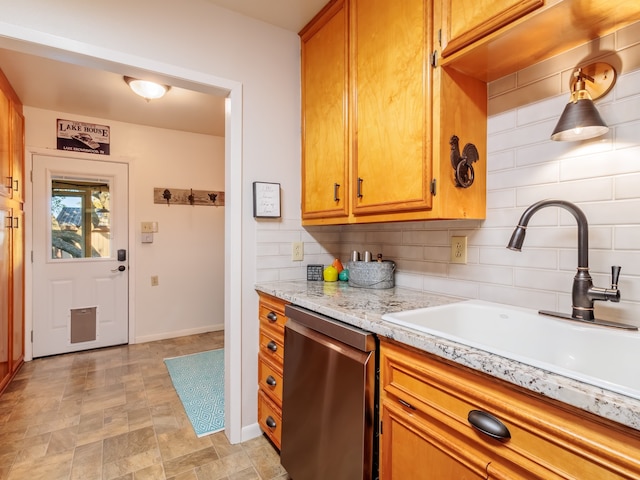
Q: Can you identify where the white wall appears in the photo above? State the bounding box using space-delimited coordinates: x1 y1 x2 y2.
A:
25 106 226 340
1 0 302 441
256 23 640 328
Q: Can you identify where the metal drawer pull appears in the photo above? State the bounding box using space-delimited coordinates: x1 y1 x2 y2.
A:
468 410 511 441
357 177 364 198
267 341 278 352
333 183 340 202
13 179 18 192
266 416 277 429
266 375 277 387
266 311 278 322
398 398 416 410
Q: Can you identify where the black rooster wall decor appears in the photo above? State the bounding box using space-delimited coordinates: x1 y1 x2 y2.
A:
450 135 479 188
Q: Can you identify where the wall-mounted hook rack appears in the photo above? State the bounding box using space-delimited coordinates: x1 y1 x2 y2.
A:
154 187 225 206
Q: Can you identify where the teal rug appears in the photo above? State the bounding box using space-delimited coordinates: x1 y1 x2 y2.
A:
164 349 224 437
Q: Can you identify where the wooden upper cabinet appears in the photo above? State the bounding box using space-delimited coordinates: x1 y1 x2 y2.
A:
10 105 24 204
441 0 640 83
300 0 350 222
0 88 9 199
441 0 544 58
351 0 433 216
300 0 487 225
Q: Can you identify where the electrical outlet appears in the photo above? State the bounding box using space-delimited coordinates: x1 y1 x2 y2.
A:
292 242 304 261
451 236 467 264
151 275 159 286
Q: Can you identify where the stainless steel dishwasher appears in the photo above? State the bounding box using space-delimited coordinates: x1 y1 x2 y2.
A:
281 304 379 480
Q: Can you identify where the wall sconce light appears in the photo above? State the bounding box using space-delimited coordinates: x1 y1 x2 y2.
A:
550 62 616 141
124 76 171 101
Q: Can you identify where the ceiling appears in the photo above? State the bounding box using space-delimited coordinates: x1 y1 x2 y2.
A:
0 0 326 137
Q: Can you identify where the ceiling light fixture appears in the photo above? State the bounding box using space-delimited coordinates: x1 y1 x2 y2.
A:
124 76 170 101
550 62 616 142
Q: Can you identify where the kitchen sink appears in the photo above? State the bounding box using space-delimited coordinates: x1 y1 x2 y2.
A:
382 300 640 400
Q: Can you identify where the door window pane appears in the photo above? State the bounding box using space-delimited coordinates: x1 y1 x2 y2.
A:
51 178 111 259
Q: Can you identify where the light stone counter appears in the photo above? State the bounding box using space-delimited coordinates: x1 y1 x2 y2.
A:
256 280 640 433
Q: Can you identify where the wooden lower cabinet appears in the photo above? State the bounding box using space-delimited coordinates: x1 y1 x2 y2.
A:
257 293 289 449
379 338 640 479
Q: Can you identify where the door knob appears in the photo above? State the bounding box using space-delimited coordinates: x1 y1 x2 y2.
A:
111 265 126 272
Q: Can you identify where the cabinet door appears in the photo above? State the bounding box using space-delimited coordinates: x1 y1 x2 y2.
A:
352 0 433 216
380 399 486 479
0 206 10 388
300 0 350 222
11 208 24 370
10 105 24 204
441 0 543 57
0 89 9 199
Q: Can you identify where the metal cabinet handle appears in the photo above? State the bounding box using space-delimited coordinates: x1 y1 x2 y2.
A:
265 416 277 429
266 311 277 322
398 398 416 410
5 176 11 189
13 179 18 192
266 375 277 387
267 341 278 352
333 183 340 202
468 410 511 441
12 216 19 229
357 177 364 198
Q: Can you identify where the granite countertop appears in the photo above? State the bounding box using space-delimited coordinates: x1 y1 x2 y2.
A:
255 280 640 433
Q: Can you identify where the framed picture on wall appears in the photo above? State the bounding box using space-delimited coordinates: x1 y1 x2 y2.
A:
253 181 281 218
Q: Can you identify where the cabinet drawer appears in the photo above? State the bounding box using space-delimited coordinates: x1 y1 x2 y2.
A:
259 298 287 334
259 330 284 366
258 354 283 404
258 389 282 449
380 339 640 479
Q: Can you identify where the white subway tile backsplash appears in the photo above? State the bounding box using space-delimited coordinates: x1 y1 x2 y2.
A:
614 121 640 148
487 110 517 134
614 226 640 249
488 162 559 190
516 178 614 205
487 149 516 172
514 268 573 292
559 145 640 182
616 70 640 99
477 284 558 311
486 189 516 209
516 95 564 126
482 246 557 269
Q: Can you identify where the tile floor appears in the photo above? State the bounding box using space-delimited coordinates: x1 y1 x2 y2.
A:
0 332 289 480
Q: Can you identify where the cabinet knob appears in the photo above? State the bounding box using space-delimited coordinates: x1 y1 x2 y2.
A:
468 410 511 441
266 375 277 387
266 311 278 322
265 416 277 429
267 341 278 352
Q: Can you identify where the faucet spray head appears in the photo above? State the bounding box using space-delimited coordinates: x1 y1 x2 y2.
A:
507 225 526 251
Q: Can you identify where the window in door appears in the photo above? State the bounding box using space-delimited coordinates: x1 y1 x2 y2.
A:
51 178 111 259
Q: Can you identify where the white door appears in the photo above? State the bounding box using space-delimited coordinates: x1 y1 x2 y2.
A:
32 154 128 357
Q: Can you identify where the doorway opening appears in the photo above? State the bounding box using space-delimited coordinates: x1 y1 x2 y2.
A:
0 36 244 443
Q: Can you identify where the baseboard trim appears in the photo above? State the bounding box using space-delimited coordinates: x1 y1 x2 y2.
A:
134 323 223 344
241 422 265 443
